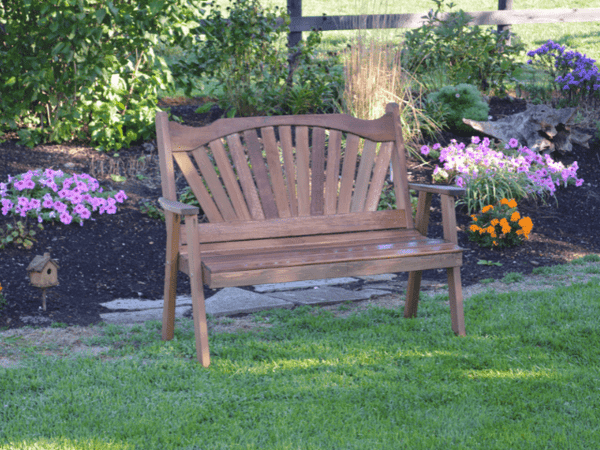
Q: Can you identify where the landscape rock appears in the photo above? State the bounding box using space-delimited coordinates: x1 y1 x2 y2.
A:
463 103 592 154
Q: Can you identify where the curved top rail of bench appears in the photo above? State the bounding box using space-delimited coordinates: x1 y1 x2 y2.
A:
165 103 400 152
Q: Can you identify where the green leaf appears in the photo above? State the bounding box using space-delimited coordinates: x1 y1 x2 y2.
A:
110 174 127 183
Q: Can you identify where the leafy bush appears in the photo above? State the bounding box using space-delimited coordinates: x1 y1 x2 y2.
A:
183 0 343 117
526 40 600 106
468 198 533 249
426 83 489 134
401 0 524 94
421 136 583 212
0 0 203 151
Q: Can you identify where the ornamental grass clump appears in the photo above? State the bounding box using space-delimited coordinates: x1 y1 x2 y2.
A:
468 198 533 248
0 169 127 249
421 136 583 213
526 40 600 105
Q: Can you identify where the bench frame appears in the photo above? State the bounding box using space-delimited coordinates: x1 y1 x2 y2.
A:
156 103 466 366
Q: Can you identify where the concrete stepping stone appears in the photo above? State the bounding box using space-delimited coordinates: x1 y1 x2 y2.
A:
100 306 190 325
101 296 192 311
253 277 359 293
267 286 390 306
356 274 397 282
205 287 294 317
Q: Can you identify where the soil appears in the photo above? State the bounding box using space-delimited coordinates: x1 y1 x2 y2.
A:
1 96 600 331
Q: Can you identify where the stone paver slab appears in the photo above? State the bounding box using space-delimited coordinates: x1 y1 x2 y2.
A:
253 277 358 292
205 287 294 317
267 286 391 306
356 274 397 282
101 296 192 311
100 306 190 325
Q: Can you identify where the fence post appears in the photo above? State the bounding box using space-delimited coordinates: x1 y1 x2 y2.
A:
288 0 302 49
497 0 513 44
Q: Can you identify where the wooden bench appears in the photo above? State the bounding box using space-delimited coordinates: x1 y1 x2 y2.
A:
156 103 466 366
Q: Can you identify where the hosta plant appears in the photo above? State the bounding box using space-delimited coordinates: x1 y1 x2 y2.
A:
468 198 533 248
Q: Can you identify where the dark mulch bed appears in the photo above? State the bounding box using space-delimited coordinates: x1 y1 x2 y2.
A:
1 96 599 329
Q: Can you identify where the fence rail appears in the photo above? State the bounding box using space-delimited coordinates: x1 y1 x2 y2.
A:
286 0 600 47
289 8 600 32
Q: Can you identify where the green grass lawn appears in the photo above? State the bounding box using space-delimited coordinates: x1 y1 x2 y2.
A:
2 265 600 449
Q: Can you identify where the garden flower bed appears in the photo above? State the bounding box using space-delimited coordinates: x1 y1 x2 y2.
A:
1 96 599 330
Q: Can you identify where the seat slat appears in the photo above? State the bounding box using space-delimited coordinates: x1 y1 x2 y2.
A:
324 130 342 215
226 134 265 221
204 238 460 274
295 126 311 216
208 139 251 221
279 126 298 216
351 139 378 213
262 126 291 218
197 228 423 254
365 141 393 211
244 129 279 219
173 152 224 223
337 134 360 214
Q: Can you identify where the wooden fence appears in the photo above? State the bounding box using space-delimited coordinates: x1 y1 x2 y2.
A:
287 0 600 47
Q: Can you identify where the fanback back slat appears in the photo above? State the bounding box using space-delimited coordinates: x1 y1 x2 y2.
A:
279 126 298 216
172 152 223 223
365 141 393 211
310 127 327 216
158 103 412 230
208 139 251 221
324 130 342 215
295 126 311 216
350 139 378 213
337 134 360 214
244 129 279 220
262 126 291 218
226 133 265 221
191 147 237 221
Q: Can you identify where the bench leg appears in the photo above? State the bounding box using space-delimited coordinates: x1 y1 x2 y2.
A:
185 215 211 367
447 266 466 336
404 270 422 318
162 212 181 341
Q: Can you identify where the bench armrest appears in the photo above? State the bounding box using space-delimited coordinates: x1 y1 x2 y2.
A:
408 183 466 197
407 184 462 244
159 197 200 216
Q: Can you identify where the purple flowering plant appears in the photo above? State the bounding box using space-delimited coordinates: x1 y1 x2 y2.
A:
526 40 600 104
420 136 583 213
1 169 127 248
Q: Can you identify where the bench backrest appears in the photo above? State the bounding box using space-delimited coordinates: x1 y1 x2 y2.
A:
156 102 414 244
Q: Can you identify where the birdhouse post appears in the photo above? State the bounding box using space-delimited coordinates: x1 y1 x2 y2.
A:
27 252 59 311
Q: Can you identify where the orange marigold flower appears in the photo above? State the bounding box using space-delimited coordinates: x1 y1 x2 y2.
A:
516 229 524 235
500 198 509 205
490 231 497 238
519 216 533 234
471 215 478 222
486 226 495 234
481 205 494 213
0 284 2 293
491 219 500 226
493 240 498 246
507 199 518 208
499 218 510 232
510 211 521 222
469 224 480 232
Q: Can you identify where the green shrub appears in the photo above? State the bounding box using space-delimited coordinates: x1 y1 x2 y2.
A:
426 84 489 134
0 0 203 151
181 0 343 117
401 0 524 94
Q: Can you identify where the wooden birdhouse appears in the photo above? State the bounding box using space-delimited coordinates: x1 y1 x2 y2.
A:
27 252 59 289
